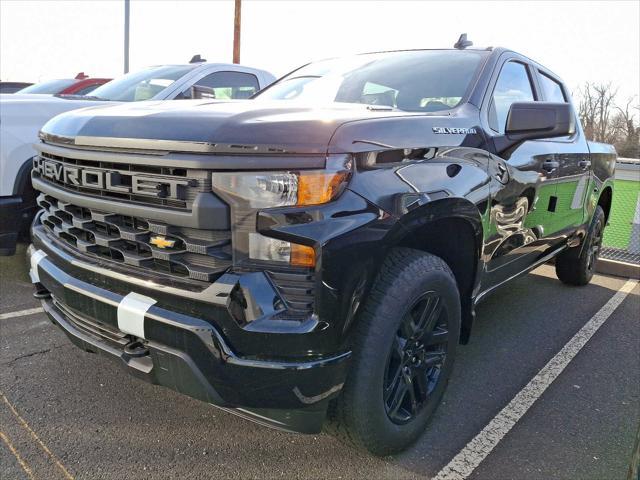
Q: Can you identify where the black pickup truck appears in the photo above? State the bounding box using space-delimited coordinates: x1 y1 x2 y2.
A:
27 42 616 455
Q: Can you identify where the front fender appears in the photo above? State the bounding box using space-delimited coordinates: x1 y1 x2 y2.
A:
0 97 99 195
392 196 484 250
0 128 37 196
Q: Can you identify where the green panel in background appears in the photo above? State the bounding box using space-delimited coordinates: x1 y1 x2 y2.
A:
603 179 639 249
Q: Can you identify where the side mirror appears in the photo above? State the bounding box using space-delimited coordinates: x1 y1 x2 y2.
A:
494 102 575 154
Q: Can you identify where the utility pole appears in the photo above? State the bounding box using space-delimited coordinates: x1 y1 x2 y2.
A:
233 0 241 64
124 0 130 73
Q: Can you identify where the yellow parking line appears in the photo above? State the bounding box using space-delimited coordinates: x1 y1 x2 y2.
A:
1 392 74 480
0 430 35 480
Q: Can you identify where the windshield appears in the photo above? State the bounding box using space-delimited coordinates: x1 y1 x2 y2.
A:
88 65 195 101
255 50 487 112
18 79 77 94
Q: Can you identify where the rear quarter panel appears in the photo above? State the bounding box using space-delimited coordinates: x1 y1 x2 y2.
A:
586 141 617 220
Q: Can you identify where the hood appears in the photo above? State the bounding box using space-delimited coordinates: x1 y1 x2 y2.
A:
40 100 434 155
1 93 111 123
0 93 56 100
40 100 483 155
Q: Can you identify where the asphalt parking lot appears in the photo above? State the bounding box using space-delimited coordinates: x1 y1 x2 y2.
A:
1 244 638 480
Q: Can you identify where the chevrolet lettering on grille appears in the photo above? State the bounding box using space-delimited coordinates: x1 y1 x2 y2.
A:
33 157 190 200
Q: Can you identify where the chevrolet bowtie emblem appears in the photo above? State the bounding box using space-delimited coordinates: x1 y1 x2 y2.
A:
150 236 176 249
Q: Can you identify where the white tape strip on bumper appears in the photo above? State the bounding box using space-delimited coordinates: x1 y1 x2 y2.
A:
29 249 47 283
117 292 157 339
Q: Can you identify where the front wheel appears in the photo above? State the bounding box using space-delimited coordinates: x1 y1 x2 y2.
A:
327 249 460 456
555 205 605 286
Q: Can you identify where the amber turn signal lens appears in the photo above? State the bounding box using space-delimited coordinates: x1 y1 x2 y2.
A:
291 243 316 267
297 171 349 206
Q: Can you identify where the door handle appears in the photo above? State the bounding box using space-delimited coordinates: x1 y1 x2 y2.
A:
542 160 559 173
579 160 591 169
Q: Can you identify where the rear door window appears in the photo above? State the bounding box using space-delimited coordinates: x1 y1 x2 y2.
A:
538 72 566 102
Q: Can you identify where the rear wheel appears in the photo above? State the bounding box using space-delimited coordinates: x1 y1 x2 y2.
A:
327 248 460 456
555 205 605 286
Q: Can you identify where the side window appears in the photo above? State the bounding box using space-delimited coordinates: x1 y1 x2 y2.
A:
194 71 260 99
489 62 536 133
538 72 566 102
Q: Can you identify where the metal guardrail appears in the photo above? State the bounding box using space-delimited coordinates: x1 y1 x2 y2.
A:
601 158 640 265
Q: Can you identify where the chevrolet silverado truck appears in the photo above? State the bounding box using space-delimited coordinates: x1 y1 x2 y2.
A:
0 61 274 255
27 43 615 456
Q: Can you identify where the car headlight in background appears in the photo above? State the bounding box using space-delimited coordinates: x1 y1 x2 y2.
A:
212 156 352 267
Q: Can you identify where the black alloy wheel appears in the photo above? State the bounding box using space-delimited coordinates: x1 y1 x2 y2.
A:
586 216 604 274
326 249 460 456
556 205 606 286
384 291 449 424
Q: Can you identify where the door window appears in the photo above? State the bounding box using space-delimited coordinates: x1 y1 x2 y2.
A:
538 72 566 102
194 71 260 99
489 62 535 133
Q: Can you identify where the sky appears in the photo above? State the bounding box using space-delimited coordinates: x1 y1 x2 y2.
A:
1 0 638 104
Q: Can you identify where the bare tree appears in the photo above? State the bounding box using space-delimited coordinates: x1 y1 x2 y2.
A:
612 96 640 158
577 82 618 143
576 83 639 158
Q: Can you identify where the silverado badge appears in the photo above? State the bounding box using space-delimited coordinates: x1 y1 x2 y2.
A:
432 127 477 134
150 236 176 249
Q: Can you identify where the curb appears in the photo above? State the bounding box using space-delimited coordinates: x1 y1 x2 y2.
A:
597 258 640 280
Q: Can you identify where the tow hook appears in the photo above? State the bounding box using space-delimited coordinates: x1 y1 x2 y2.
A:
124 339 150 357
33 283 51 299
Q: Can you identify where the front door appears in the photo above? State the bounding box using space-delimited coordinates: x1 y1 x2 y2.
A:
482 59 562 288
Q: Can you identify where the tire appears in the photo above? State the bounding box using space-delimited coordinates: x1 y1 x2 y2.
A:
18 187 38 241
555 205 605 286
327 248 461 456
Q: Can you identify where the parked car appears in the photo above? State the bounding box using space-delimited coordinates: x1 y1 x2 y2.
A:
0 61 275 254
0 82 33 93
26 40 615 456
16 73 111 96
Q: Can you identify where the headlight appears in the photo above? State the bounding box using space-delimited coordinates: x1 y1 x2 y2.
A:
212 156 352 267
212 168 350 208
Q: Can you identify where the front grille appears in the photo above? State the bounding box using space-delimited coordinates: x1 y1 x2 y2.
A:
33 152 212 210
38 193 232 282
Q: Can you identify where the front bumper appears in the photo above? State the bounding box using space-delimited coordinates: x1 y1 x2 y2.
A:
27 225 350 433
